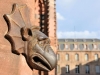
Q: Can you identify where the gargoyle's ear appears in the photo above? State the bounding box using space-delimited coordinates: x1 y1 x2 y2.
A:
21 27 32 41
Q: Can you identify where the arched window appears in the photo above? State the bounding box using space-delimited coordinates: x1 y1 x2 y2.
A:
65 54 69 61
85 54 89 61
59 44 65 50
95 54 98 61
88 44 93 50
70 44 74 50
79 44 84 50
75 54 79 61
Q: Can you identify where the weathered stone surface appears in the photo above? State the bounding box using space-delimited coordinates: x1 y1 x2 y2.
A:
0 0 35 52
0 52 32 75
0 0 34 75
4 3 57 72
0 0 57 75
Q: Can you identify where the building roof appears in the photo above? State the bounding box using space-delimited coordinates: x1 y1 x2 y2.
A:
58 39 100 42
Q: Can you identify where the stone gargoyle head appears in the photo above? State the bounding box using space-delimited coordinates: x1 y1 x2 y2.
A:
4 4 57 71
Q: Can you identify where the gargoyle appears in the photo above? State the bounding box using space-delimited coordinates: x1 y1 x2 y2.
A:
4 4 57 71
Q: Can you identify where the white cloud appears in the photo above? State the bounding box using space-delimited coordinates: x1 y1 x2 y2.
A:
57 31 100 39
57 12 65 20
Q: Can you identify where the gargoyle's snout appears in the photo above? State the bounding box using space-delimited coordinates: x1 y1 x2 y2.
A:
31 44 57 71
43 46 57 70
27 30 57 71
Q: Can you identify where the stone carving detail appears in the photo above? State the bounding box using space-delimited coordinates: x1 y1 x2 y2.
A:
4 4 57 71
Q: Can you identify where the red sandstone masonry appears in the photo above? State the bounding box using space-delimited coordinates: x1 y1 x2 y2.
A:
0 0 57 75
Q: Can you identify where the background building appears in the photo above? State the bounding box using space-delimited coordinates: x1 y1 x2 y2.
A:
57 39 100 75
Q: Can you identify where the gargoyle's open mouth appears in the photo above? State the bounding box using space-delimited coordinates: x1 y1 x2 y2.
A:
32 53 52 71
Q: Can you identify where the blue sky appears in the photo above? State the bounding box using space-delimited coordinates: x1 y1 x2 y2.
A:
56 0 100 38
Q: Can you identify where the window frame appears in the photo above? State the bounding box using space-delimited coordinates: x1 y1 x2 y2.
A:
65 54 69 61
95 65 100 74
66 65 70 73
75 65 80 74
70 44 74 50
95 54 99 61
59 44 65 50
85 54 89 61
75 54 79 61
85 65 90 74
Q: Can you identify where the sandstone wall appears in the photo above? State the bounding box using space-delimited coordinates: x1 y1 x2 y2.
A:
0 0 57 75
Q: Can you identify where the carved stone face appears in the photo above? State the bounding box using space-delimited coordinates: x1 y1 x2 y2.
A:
4 4 57 71
26 28 57 71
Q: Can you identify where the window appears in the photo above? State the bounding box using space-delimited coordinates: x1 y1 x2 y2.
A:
85 65 90 74
95 65 100 74
70 44 74 50
66 65 70 73
59 44 65 50
85 54 89 61
95 54 98 61
57 65 60 73
75 54 79 61
57 54 60 61
88 44 93 50
75 65 80 74
79 44 84 50
65 54 69 61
